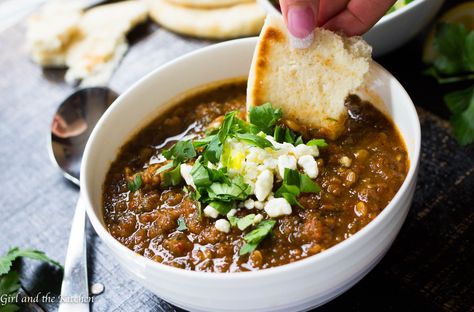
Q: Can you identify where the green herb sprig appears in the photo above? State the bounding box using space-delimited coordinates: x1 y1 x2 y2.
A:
0 247 62 311
240 220 276 255
425 22 474 145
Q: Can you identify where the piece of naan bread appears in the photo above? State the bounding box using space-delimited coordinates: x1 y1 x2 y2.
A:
65 1 148 86
247 15 372 139
26 2 83 67
146 0 266 39
167 0 252 9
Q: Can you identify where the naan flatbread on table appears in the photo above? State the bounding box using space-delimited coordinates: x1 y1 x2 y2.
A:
65 0 148 86
247 15 372 139
146 0 266 39
26 0 147 86
167 0 253 9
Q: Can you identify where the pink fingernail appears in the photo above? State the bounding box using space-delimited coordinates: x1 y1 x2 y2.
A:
287 6 316 39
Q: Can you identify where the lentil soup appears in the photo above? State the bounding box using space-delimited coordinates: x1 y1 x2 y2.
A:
103 79 408 272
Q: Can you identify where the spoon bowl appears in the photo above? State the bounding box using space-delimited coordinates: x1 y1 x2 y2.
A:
50 87 118 185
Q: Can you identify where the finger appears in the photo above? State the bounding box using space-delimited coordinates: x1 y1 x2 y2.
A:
317 0 349 26
323 0 396 35
279 0 319 38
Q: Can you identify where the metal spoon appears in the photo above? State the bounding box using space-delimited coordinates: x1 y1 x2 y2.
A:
49 87 118 312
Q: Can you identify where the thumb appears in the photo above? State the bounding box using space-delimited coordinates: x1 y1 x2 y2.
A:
280 0 318 39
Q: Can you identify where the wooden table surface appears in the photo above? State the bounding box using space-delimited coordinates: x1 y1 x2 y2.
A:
1 1 473 311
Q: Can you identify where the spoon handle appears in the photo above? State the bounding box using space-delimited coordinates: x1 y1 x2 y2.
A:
58 195 90 312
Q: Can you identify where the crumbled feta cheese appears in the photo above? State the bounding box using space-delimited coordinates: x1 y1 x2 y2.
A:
244 198 255 209
180 164 195 189
254 201 264 209
293 144 319 158
253 214 264 224
255 170 273 201
264 198 292 218
215 219 230 233
298 155 319 178
277 155 297 178
227 208 237 218
339 156 352 167
204 205 219 219
263 158 277 169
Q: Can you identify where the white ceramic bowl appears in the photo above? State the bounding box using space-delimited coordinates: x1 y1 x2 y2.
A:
257 0 444 56
81 37 421 311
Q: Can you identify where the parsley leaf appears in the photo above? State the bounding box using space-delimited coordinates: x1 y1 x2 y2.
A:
190 161 212 188
274 125 285 143
307 139 328 148
218 112 237 143
275 169 320 206
0 248 62 312
235 133 273 148
161 164 183 187
447 86 474 145
207 175 252 202
209 201 234 215
239 220 276 255
249 103 283 134
202 135 223 163
434 23 474 75
0 270 20 312
176 217 187 231
0 248 62 275
155 162 175 175
237 214 255 231
163 140 196 163
426 22 474 145
300 173 321 193
444 86 474 114
193 135 215 148
228 216 238 227
128 174 142 192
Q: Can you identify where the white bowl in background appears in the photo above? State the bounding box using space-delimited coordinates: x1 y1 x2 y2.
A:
257 0 444 56
81 37 421 311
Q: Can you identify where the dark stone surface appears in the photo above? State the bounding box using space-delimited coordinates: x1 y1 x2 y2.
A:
1 0 472 311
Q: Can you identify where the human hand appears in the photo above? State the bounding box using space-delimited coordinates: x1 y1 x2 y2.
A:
279 0 396 41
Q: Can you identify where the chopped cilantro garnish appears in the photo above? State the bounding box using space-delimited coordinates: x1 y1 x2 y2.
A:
207 175 252 202
191 161 212 187
228 215 238 227
161 164 183 187
240 220 276 255
193 135 215 148
294 135 304 145
163 140 196 163
128 174 142 192
235 133 273 148
299 173 321 193
202 135 223 163
209 201 234 215
284 127 296 144
275 168 320 207
176 217 187 231
307 138 328 147
237 214 255 231
249 103 283 134
273 125 284 142
218 111 237 143
155 162 175 175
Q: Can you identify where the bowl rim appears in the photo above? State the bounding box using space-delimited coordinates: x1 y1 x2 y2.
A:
81 37 421 280
256 0 433 26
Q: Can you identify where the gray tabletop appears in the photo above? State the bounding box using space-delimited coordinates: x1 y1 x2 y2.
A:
1 2 474 311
